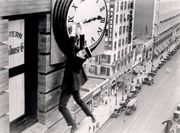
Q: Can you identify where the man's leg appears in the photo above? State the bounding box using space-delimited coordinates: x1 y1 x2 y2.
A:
58 89 76 127
72 90 96 122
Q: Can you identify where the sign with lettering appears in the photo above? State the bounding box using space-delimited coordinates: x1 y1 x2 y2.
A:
8 19 24 68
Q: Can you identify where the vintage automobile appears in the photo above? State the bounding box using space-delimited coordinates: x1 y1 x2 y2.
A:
143 76 154 85
125 98 137 115
111 104 126 118
148 72 156 77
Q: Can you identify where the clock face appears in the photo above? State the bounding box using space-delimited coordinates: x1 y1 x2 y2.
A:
66 0 107 50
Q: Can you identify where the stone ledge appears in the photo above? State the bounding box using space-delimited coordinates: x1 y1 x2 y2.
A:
22 122 48 133
0 115 9 133
38 13 51 34
38 54 57 74
38 87 61 112
38 34 51 54
38 106 63 128
38 69 64 93
0 92 9 117
0 68 8 93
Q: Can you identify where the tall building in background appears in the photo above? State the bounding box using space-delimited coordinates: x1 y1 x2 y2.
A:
84 0 135 82
134 0 155 38
134 0 180 39
134 0 180 72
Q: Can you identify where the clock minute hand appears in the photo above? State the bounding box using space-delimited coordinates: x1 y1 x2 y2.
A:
83 15 102 24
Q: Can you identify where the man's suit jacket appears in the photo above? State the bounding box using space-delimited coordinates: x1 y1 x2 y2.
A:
61 37 88 92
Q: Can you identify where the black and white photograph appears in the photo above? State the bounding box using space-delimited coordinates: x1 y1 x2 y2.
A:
0 0 180 133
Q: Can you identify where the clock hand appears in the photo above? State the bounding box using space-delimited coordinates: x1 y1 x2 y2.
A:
83 15 102 24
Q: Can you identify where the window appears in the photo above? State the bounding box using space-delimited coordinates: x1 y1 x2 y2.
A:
100 67 106 75
135 51 137 61
107 68 110 76
114 41 117 50
121 2 123 10
126 37 128 44
120 14 123 22
116 2 119 12
128 2 131 9
125 47 127 55
124 14 126 22
114 54 116 61
129 45 131 53
95 55 99 63
122 39 125 46
127 14 130 21
89 65 97 74
115 32 117 37
101 54 111 63
126 25 129 32
118 51 120 59
119 26 122 35
123 26 126 33
121 61 123 67
124 1 127 10
122 49 124 57
116 15 118 24
124 58 127 66
100 67 110 76
119 39 121 47
128 56 131 63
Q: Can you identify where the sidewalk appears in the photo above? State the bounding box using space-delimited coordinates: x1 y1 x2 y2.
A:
71 91 122 133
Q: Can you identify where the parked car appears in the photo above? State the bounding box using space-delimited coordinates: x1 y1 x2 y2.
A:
142 77 154 85
125 98 137 115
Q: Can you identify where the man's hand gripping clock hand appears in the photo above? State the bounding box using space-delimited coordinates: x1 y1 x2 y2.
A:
70 23 86 59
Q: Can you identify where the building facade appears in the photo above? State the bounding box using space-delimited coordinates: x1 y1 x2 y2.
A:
0 0 115 133
152 0 180 68
84 0 135 86
134 0 180 70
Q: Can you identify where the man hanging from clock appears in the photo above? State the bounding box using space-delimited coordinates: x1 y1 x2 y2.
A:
58 23 96 133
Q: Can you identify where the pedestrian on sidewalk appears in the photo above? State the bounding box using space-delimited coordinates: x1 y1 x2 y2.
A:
58 23 96 133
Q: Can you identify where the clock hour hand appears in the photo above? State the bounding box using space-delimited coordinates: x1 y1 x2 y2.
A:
83 15 102 24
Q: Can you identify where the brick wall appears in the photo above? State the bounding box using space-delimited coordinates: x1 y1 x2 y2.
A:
0 1 72 132
0 41 9 132
37 13 72 131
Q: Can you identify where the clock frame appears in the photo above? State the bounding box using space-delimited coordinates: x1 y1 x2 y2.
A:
53 0 107 57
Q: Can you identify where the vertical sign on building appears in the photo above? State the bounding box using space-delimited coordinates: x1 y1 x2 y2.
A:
8 19 25 122
107 4 114 50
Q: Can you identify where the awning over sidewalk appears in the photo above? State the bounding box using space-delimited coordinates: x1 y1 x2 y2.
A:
133 64 142 75
157 45 164 53
154 49 160 56
163 41 169 49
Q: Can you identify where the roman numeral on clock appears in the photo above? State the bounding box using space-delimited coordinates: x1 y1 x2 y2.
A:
91 37 95 44
100 6 105 12
97 27 102 35
100 17 105 23
68 16 74 22
96 0 100 3
72 3 78 11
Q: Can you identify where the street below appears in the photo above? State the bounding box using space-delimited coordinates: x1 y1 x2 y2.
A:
97 50 180 133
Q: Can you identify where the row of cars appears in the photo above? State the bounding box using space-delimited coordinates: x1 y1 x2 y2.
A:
110 44 180 119
110 85 141 118
143 44 180 86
